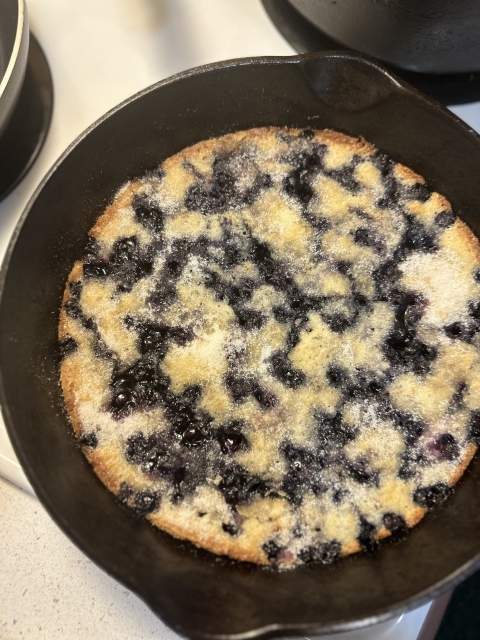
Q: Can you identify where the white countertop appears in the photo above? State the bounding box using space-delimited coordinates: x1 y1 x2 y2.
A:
0 0 479 638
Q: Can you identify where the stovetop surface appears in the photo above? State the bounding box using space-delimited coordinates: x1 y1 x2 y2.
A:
0 1 479 638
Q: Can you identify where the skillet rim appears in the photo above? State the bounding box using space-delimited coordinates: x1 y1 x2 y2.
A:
2 50 480 639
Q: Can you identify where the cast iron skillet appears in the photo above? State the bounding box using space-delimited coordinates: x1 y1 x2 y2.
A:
1 52 480 639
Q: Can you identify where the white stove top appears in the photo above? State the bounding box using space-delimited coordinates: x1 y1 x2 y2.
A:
0 0 478 637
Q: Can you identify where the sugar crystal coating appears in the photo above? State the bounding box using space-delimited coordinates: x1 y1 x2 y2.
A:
59 127 480 568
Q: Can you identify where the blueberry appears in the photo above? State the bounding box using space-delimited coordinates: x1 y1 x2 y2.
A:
252 385 278 409
217 421 248 453
325 164 360 193
218 464 269 506
342 377 377 401
173 466 187 495
203 270 229 300
83 262 112 278
270 351 306 388
316 412 356 448
450 382 467 409
93 337 113 359
354 228 375 247
405 183 430 203
300 128 314 139
281 442 315 469
468 410 480 444
148 282 177 310
164 390 212 440
125 432 183 482
432 433 459 461
444 322 476 342
185 168 238 214
184 184 210 212
389 289 425 327
402 217 436 253
302 212 331 233
373 260 401 294
112 390 136 413
251 240 295 293
228 278 256 305
69 280 82 299
435 210 455 228
357 517 378 554
83 236 101 261
345 458 379 486
115 259 153 293
117 482 134 503
111 237 138 264
138 324 169 356
321 311 357 333
166 259 182 276
332 488 348 504
373 152 394 178
110 361 168 416
235 307 266 331
335 260 352 275
473 268 480 283
262 539 283 562
352 207 371 222
132 195 164 232
413 483 451 509
273 305 295 324
376 179 399 209
59 336 78 359
283 150 323 206
132 490 160 516
224 373 256 403
222 522 238 536
255 172 274 190
179 384 203 405
382 512 407 539
298 540 341 565
383 328 437 375
137 323 192 357
394 412 425 446
280 443 325 504
398 459 416 480
469 301 480 321
326 365 348 388
281 471 304 505
125 432 156 463
181 425 208 448
79 432 98 448
283 169 314 206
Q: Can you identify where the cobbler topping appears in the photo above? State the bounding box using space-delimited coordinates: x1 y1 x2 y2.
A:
59 127 480 568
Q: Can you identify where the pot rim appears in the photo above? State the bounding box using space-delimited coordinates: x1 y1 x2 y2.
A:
0 0 26 99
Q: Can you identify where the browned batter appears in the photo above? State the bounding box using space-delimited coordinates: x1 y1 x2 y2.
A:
59 127 480 568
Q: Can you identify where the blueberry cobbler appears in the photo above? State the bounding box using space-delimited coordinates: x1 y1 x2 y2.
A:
59 127 480 568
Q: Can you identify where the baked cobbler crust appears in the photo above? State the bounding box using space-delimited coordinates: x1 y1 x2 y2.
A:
59 127 480 568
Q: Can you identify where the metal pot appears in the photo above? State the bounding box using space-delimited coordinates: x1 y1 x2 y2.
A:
289 0 480 74
0 0 29 136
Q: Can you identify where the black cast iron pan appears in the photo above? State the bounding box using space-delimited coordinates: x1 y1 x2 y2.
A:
1 52 480 639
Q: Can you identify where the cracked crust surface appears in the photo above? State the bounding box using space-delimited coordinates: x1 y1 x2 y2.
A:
59 127 480 568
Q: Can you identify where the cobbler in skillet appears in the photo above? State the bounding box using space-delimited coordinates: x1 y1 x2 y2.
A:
59 127 480 568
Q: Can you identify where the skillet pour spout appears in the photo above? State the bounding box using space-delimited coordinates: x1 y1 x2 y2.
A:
1 52 480 640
